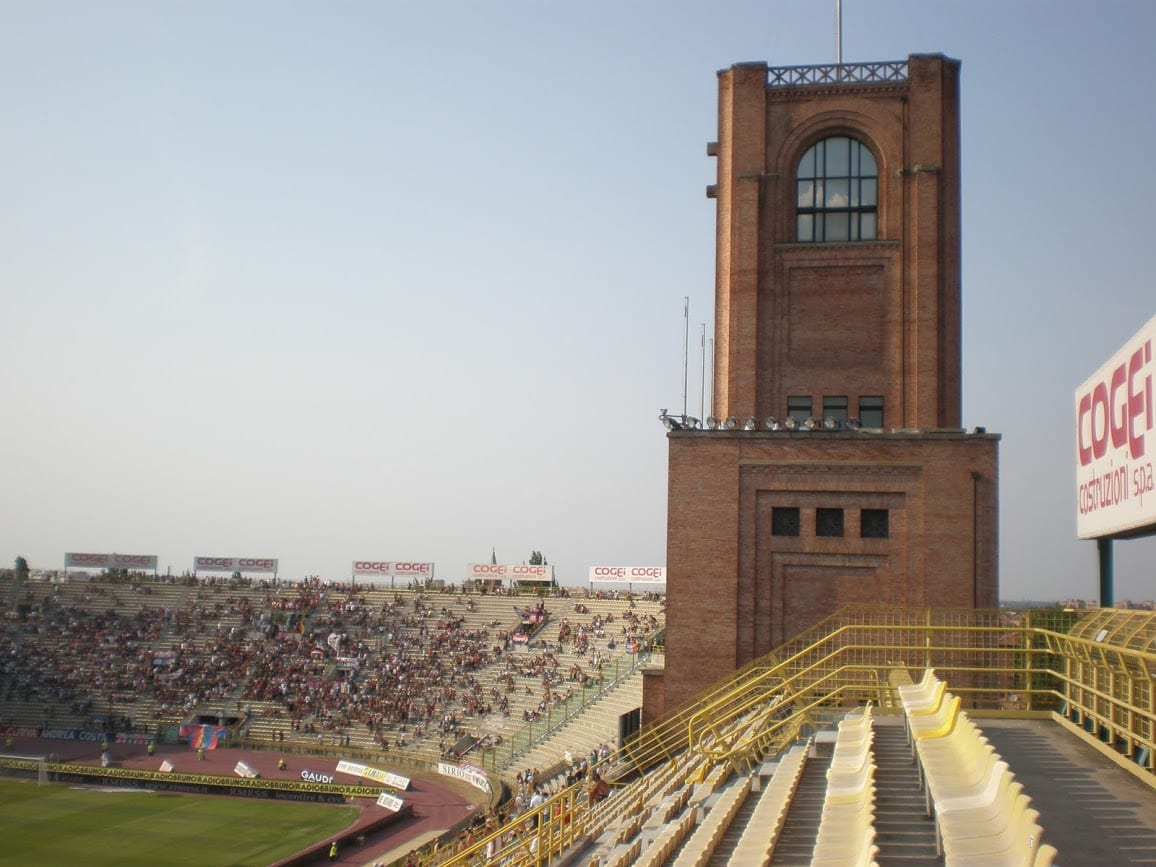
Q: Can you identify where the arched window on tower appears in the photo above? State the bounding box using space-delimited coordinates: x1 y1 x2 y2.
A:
796 136 877 242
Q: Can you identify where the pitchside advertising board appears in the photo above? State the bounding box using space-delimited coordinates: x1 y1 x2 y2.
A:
588 566 667 585
351 561 434 580
194 556 278 574
64 552 158 571
467 563 555 582
1075 313 1156 539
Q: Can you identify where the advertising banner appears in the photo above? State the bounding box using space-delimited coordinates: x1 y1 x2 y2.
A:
437 761 491 794
335 760 410 790
467 563 553 582
65 553 158 570
65 552 112 569
194 557 278 574
377 792 405 812
1075 313 1156 538
234 760 259 779
467 563 508 581
587 566 667 584
509 564 554 582
351 561 435 579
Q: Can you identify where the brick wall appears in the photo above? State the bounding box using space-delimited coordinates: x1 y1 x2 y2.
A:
660 429 998 712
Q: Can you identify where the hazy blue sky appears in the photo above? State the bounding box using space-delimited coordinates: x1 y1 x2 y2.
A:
2 1 1154 601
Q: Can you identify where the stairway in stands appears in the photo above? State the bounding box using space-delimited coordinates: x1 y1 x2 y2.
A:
768 750 830 864
870 717 939 865
705 768 763 866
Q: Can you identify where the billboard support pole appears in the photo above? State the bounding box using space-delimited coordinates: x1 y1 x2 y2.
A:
1098 538 1114 607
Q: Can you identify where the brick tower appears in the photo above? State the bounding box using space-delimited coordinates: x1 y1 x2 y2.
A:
648 55 1000 718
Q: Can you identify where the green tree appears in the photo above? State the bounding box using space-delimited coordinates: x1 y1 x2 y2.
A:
529 550 547 565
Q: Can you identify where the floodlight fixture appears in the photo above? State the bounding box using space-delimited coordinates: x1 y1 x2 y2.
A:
845 417 862 431
803 416 819 431
722 417 738 430
659 409 682 431
684 416 701 430
706 416 721 430
783 416 799 430
823 416 841 430
764 416 780 431
743 417 758 431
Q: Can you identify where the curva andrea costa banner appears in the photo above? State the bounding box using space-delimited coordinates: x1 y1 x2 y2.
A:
65 552 158 571
588 566 667 584
194 556 278 574
1075 312 1156 539
351 561 434 580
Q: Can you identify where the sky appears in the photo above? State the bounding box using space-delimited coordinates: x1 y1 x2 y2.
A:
1 1 1154 602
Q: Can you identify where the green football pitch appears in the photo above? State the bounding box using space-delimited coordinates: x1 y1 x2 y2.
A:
0 778 359 866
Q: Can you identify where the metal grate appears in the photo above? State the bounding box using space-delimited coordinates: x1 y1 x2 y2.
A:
767 60 908 88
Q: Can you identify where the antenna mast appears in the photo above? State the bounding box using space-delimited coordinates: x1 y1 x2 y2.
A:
699 323 706 420
681 297 690 421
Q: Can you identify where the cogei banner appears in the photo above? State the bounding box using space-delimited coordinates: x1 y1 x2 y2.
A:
351 561 434 580
1075 313 1156 539
65 552 158 571
467 563 554 582
194 556 278 574
587 566 667 585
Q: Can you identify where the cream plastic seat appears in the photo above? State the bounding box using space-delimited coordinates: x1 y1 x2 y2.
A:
941 794 1041 865
896 668 938 706
812 824 879 867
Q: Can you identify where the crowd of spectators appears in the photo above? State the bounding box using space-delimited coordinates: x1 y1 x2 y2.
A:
0 570 664 761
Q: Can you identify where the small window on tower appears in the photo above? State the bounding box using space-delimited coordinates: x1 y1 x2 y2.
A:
787 396 812 426
823 396 848 425
772 507 800 537
861 509 889 539
858 396 884 429
816 508 844 537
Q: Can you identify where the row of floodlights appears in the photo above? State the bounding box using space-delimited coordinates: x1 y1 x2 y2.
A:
659 410 863 432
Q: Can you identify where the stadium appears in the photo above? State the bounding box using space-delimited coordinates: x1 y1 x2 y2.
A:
3 571 1156 865
5 30 1156 867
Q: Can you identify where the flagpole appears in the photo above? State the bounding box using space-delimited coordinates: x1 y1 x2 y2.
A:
835 0 842 67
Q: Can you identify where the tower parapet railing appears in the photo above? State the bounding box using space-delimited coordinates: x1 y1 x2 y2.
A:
767 60 908 88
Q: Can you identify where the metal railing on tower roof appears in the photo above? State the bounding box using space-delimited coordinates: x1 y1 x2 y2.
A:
767 60 908 87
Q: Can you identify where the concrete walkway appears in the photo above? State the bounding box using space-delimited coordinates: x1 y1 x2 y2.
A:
981 719 1156 865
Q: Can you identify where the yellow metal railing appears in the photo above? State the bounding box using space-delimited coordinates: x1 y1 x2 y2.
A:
418 606 1156 867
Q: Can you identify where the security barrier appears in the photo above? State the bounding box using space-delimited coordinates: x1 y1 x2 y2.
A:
0 756 382 803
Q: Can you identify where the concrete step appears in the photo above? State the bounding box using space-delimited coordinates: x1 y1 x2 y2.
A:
769 751 830 865
872 721 938 866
